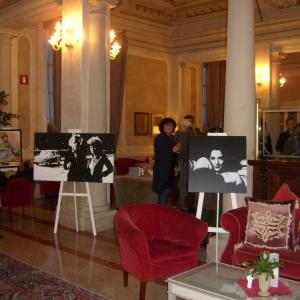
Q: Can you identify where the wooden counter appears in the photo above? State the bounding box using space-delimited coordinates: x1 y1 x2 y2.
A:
248 159 300 199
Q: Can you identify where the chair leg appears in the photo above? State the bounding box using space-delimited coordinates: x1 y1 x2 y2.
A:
123 270 128 287
139 281 147 300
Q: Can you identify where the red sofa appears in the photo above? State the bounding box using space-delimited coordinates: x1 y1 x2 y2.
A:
221 206 300 281
115 204 208 300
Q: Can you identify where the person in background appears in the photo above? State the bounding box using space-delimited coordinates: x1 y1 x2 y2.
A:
184 115 203 135
152 118 180 205
283 122 300 156
276 117 296 154
174 119 195 211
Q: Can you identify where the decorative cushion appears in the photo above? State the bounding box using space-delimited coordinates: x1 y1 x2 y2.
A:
272 183 300 204
271 184 300 249
245 201 292 250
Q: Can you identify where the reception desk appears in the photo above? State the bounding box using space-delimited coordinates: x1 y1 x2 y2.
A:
248 159 300 199
113 175 157 208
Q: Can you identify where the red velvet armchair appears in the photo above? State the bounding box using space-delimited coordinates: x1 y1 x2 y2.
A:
115 204 208 300
0 177 35 220
40 181 60 198
221 207 300 281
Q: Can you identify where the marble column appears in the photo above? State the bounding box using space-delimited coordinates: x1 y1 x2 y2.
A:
0 34 12 109
60 0 118 232
224 0 256 208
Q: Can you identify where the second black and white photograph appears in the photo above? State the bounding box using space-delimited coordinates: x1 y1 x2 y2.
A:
34 133 115 183
188 136 247 193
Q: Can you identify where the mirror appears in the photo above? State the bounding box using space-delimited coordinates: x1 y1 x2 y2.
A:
260 109 300 158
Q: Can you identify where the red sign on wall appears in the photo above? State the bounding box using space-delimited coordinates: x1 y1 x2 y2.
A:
20 75 29 85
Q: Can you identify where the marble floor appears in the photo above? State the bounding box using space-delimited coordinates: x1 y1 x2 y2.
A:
0 198 228 300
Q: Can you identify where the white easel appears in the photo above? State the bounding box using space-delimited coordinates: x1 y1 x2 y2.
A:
195 132 238 262
54 181 97 236
53 129 97 236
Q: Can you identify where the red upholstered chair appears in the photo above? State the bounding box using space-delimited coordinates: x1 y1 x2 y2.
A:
115 204 208 300
40 181 60 198
0 177 35 220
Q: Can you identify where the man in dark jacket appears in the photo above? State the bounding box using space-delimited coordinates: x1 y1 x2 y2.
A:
275 117 296 154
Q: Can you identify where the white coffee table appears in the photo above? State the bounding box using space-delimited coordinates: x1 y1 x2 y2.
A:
167 262 300 300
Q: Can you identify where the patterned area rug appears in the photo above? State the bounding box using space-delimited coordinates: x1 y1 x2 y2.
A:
0 252 109 299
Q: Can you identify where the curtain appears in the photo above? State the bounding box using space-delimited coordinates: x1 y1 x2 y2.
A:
205 60 226 131
110 32 127 145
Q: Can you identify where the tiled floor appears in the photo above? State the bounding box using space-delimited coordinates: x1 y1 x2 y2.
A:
0 198 227 300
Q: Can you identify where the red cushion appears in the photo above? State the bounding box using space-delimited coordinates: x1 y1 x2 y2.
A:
148 239 196 261
272 183 299 203
234 245 300 281
271 184 300 250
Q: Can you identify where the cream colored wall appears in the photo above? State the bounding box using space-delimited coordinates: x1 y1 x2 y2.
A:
280 61 300 108
118 53 168 157
17 37 31 150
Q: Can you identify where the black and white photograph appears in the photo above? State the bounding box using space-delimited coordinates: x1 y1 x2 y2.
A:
34 133 115 183
188 136 247 193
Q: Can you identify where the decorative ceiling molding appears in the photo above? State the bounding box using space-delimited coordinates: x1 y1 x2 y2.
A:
0 0 61 29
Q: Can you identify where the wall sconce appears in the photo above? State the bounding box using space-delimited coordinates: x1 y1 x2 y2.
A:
49 20 82 51
279 76 286 87
152 125 160 136
255 66 270 87
110 30 121 60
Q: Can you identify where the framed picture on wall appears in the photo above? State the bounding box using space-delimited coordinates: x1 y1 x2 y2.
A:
0 129 22 168
151 114 164 136
134 112 149 136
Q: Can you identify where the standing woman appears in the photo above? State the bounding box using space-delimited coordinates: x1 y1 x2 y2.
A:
152 118 180 205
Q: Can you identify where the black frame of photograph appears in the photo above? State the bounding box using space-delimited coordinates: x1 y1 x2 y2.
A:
0 129 22 168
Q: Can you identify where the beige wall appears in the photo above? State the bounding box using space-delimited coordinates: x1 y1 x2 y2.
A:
119 54 168 157
17 37 31 150
280 60 300 108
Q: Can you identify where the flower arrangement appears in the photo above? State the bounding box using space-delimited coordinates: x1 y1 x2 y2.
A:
0 90 19 127
242 251 284 280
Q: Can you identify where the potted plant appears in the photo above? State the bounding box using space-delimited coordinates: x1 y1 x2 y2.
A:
0 90 19 128
243 251 284 296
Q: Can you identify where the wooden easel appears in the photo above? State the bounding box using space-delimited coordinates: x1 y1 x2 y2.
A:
53 129 97 236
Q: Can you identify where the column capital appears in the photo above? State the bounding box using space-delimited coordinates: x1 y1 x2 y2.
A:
88 0 119 9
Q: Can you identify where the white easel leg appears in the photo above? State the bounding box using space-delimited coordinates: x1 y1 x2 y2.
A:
196 192 205 219
230 193 238 209
216 193 220 262
54 182 64 234
74 182 78 232
86 183 97 236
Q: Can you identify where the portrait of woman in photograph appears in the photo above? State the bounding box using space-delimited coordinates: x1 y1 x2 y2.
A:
85 136 114 182
188 136 247 193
